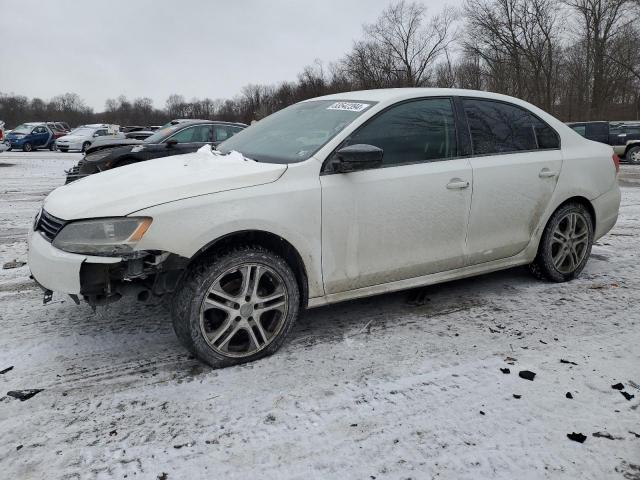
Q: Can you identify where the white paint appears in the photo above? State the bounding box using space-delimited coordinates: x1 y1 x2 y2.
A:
29 88 621 307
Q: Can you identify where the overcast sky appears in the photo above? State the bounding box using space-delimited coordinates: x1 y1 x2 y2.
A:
0 0 460 112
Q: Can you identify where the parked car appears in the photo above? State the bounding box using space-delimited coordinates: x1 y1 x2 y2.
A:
0 121 8 152
29 88 620 368
46 122 70 148
56 124 120 152
567 120 640 163
65 120 245 183
5 122 56 151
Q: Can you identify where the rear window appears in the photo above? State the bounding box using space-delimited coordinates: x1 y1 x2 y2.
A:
463 99 560 155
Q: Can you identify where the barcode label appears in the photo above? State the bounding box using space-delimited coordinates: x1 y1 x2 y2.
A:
327 102 370 112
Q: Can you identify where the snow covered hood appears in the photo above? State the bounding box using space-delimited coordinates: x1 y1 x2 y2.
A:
44 147 287 219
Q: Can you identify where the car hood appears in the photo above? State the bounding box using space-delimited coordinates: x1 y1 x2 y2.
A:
44 147 287 219
85 138 143 154
57 134 84 142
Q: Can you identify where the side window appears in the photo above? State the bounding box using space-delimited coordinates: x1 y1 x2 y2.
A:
344 98 457 166
625 126 640 135
214 126 230 142
463 99 559 155
170 125 214 143
34 126 45 134
169 126 197 143
570 125 586 137
95 129 107 136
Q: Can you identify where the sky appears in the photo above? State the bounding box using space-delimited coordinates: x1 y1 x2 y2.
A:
0 0 460 112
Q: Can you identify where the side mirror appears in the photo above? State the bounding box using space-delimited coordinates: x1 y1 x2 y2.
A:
165 138 178 147
93 133 99 138
334 144 383 173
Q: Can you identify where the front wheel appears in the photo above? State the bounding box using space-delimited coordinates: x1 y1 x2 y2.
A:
81 142 90 153
49 142 57 151
22 143 32 152
626 146 640 165
529 203 594 282
171 246 300 368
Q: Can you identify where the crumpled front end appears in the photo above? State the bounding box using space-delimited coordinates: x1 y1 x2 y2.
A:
28 209 187 306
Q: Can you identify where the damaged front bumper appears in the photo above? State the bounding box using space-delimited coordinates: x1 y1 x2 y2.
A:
28 229 187 306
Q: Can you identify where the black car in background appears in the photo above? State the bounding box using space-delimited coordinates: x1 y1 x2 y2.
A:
66 120 246 183
567 121 640 163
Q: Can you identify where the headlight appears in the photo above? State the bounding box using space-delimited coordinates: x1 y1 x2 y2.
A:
52 217 152 256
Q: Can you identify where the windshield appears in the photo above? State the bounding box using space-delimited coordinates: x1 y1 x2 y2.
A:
69 127 94 136
217 100 375 163
143 125 181 144
12 124 35 134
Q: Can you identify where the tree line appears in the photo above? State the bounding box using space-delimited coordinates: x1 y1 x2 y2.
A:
2 0 639 129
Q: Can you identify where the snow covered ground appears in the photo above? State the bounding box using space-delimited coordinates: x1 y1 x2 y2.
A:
0 151 639 480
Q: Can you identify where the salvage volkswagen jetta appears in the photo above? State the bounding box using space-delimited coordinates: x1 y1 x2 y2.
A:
28 89 621 368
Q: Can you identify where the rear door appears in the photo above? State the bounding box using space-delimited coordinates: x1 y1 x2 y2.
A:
462 98 563 265
320 97 472 294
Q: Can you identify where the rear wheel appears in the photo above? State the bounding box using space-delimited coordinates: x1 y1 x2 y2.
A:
626 146 640 165
49 142 57 151
171 246 300 368
529 202 593 282
22 143 32 152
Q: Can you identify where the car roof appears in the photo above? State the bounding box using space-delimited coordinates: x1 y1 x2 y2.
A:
169 119 247 127
308 87 545 107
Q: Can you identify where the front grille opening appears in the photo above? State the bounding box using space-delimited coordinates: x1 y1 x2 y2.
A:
36 210 66 242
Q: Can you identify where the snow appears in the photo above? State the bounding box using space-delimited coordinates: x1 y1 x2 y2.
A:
1 152 639 479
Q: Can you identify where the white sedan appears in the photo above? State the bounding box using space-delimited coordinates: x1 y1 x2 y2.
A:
29 88 621 368
55 124 119 152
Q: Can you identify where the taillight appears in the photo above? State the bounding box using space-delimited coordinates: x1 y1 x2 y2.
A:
612 153 620 173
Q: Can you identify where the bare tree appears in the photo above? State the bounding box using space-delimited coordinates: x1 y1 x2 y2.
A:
564 0 632 118
343 1 456 88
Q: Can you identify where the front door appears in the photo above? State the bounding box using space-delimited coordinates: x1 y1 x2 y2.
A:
320 98 472 294
461 98 563 265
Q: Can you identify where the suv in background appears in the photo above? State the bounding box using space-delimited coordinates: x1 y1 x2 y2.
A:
567 121 640 163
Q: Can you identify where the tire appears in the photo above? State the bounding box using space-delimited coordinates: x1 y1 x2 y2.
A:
171 246 300 368
626 146 640 165
49 142 57 151
22 143 32 152
81 142 90 153
529 202 594 282
59 148 68 153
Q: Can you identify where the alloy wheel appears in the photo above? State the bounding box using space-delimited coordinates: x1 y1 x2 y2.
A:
199 263 288 358
550 212 589 274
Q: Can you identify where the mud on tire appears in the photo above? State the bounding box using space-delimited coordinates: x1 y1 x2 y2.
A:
529 202 594 282
170 246 300 368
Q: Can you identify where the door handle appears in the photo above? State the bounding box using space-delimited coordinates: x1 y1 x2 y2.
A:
539 168 559 178
446 179 470 190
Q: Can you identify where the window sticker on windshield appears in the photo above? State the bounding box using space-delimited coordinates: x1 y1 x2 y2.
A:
327 102 370 112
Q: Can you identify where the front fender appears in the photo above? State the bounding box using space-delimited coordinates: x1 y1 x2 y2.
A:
132 169 323 298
